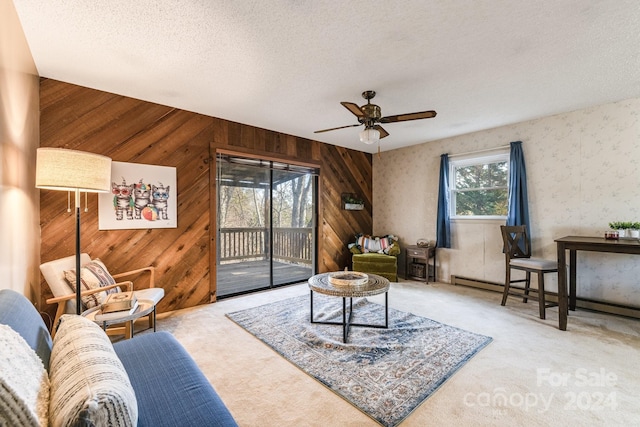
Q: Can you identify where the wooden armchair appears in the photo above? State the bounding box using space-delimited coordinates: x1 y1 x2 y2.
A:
40 253 164 337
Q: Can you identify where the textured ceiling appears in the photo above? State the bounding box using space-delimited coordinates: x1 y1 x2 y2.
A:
12 0 640 153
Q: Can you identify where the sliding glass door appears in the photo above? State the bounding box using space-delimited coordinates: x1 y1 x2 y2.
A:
216 154 317 297
271 168 315 286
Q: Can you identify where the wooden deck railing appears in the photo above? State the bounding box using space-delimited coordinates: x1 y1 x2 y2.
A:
219 227 266 262
219 227 312 265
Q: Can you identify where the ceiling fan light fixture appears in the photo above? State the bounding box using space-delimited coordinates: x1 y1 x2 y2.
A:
314 90 437 145
359 128 380 145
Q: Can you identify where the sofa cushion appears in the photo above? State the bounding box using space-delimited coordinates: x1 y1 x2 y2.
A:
40 253 93 316
49 315 137 427
0 289 52 370
352 253 399 282
0 325 50 427
114 331 238 427
63 259 120 308
132 287 165 305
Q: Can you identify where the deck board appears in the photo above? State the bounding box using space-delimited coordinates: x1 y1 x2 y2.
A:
217 260 312 296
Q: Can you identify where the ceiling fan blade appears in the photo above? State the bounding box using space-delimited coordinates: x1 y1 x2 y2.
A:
314 123 361 133
341 102 364 118
380 110 437 123
373 125 389 139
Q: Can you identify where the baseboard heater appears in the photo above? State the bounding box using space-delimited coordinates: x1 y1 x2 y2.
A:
451 275 640 320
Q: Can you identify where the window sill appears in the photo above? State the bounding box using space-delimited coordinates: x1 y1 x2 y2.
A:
451 217 506 224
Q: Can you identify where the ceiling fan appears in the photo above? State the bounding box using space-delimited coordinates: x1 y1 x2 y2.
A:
314 90 437 145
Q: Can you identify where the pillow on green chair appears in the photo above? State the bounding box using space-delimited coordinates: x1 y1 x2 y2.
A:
386 242 400 256
348 243 362 254
350 234 399 255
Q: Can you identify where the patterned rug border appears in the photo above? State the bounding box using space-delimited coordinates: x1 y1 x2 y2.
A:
226 295 492 426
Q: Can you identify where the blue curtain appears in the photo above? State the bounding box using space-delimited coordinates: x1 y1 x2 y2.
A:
436 153 451 248
506 141 530 233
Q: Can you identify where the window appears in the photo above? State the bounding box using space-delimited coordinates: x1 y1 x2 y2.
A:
449 152 509 218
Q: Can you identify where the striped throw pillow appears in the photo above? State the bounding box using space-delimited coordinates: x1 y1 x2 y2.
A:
379 237 390 252
356 235 389 253
63 259 119 309
49 315 137 427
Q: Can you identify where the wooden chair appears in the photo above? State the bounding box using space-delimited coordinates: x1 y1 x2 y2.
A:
500 225 558 319
40 253 164 337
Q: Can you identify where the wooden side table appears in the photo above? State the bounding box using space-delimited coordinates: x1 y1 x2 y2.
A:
405 245 436 283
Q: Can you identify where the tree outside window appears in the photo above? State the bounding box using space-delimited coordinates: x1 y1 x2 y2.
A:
450 153 509 218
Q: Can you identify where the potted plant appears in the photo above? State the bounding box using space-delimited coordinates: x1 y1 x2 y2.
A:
630 222 640 238
342 194 364 210
609 221 627 238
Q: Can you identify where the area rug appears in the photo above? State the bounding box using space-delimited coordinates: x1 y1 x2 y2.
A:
226 294 492 426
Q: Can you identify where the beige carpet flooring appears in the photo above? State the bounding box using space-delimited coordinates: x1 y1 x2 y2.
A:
142 280 640 426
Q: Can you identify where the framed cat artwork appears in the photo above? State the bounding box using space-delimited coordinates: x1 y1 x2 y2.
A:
98 161 177 230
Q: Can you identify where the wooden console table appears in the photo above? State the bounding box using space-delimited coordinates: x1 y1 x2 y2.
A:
555 236 640 331
405 245 436 283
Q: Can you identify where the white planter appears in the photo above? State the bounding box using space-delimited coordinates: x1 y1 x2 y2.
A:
630 229 640 238
618 229 627 238
345 203 364 210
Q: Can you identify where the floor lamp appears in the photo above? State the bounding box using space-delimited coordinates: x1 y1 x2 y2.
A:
36 148 112 315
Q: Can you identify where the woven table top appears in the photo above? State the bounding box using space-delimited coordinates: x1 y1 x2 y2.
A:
308 272 389 297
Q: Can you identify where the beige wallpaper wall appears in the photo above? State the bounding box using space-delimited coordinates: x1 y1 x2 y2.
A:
0 1 40 301
374 97 640 306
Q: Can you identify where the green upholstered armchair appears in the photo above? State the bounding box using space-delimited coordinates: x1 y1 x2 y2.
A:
348 234 400 282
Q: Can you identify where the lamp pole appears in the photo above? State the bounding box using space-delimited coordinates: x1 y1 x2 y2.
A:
74 188 82 315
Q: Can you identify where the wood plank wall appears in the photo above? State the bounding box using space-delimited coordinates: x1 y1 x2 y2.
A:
39 79 372 320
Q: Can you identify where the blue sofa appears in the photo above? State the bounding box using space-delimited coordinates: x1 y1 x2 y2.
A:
0 289 237 427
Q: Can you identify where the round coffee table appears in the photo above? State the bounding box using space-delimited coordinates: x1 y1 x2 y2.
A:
82 299 156 339
308 272 390 343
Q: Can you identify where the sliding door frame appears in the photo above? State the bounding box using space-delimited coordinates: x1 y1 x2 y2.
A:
210 147 322 301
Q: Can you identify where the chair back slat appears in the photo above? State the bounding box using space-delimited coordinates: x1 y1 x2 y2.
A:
500 225 531 260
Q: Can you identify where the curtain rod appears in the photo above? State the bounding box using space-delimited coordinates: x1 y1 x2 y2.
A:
447 144 511 158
